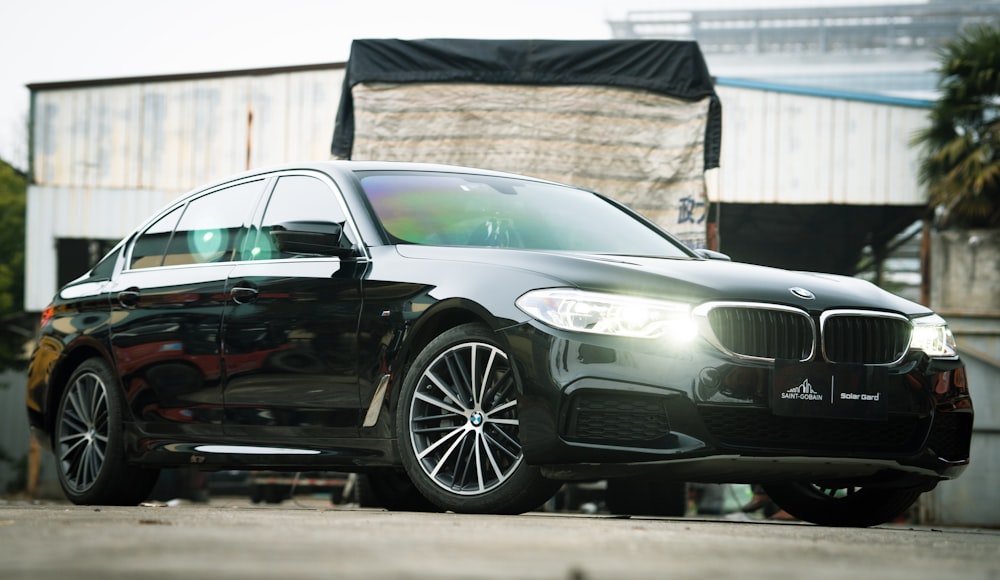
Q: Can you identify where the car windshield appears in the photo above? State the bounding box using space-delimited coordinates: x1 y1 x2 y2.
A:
358 171 691 257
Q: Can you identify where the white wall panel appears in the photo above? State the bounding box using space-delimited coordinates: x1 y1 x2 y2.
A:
715 84 929 206
31 69 345 192
25 185 183 311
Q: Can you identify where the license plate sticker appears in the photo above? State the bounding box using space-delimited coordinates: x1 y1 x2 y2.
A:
772 360 888 420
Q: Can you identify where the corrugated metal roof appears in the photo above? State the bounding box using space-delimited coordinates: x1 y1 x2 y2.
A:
26 62 346 91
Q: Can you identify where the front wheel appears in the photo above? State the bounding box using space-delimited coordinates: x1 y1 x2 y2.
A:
396 323 561 514
55 358 159 505
762 482 924 527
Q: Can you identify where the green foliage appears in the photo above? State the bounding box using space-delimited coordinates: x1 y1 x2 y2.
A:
0 159 27 371
913 23 1000 228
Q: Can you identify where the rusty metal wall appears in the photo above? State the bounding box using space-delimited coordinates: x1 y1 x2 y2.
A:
25 67 345 311
31 69 343 190
714 80 931 207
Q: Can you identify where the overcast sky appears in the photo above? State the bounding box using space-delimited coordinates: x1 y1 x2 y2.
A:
0 0 922 169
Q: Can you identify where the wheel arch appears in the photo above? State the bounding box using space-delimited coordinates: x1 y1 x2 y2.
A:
388 299 517 419
44 344 118 442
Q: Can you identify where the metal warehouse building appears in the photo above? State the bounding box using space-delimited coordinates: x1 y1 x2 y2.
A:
24 61 933 312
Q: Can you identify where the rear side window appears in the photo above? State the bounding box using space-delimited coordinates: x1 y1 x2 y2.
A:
130 207 182 269
130 180 264 269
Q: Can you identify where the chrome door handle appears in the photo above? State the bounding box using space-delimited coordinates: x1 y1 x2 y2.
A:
230 286 259 304
117 288 140 308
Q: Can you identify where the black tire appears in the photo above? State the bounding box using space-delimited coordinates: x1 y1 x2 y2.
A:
55 358 159 505
263 484 287 504
396 323 561 514
762 482 923 527
357 470 441 511
605 480 689 517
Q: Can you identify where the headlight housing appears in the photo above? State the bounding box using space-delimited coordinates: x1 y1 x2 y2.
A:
910 314 957 357
515 289 697 341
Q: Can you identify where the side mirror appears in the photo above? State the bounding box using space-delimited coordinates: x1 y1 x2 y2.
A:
269 221 357 258
694 248 732 261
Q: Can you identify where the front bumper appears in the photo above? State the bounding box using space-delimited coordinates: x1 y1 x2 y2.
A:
506 323 973 484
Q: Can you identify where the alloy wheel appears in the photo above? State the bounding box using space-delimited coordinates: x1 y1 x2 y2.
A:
57 371 111 494
408 341 523 496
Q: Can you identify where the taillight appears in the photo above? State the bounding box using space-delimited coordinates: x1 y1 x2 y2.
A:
39 305 55 329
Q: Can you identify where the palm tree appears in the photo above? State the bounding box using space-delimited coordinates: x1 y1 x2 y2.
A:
913 23 1000 228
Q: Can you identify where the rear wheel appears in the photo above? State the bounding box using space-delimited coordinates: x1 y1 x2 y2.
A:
55 358 159 505
605 480 688 517
762 482 924 527
357 470 440 511
397 323 561 514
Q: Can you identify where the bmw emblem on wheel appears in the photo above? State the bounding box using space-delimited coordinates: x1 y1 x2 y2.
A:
470 412 484 427
789 287 816 300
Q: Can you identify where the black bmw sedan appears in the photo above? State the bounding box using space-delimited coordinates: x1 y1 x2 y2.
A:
27 161 973 526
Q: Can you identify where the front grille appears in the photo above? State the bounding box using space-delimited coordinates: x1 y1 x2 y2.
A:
698 406 927 453
705 306 813 361
700 303 914 365
822 313 911 365
564 393 671 445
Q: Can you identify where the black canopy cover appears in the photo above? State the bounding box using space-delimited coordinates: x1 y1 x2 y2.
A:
331 38 721 168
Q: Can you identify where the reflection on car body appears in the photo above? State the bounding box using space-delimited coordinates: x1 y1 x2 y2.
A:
26 161 973 526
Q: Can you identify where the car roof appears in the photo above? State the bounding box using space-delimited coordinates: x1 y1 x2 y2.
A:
202 160 566 190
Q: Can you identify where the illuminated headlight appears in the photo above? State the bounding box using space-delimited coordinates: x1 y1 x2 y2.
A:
516 289 697 341
910 314 957 357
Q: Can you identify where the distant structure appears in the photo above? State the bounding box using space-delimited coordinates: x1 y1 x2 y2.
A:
609 0 1000 98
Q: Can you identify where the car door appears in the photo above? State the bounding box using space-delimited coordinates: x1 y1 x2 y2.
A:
221 172 365 441
108 178 266 438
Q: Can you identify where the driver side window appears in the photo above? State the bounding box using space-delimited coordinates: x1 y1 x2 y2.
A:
244 175 354 260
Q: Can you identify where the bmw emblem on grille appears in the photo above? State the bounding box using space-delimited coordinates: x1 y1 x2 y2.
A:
789 287 816 300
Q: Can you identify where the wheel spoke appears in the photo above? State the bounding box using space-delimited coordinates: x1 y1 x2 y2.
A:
425 371 470 413
468 345 480 408
442 351 474 407
486 399 517 416
428 428 471 478
414 391 467 417
82 445 99 488
486 418 518 426
481 368 514 408
415 422 466 461
452 431 478 492
59 428 87 461
413 424 465 435
67 387 91 426
92 383 107 414
480 432 507 484
61 410 88 435
482 428 519 461
477 349 498 409
474 431 486 492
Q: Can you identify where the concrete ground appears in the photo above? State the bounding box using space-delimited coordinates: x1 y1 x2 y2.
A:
0 496 997 580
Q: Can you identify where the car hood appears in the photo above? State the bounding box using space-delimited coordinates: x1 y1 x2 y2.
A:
393 245 930 316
